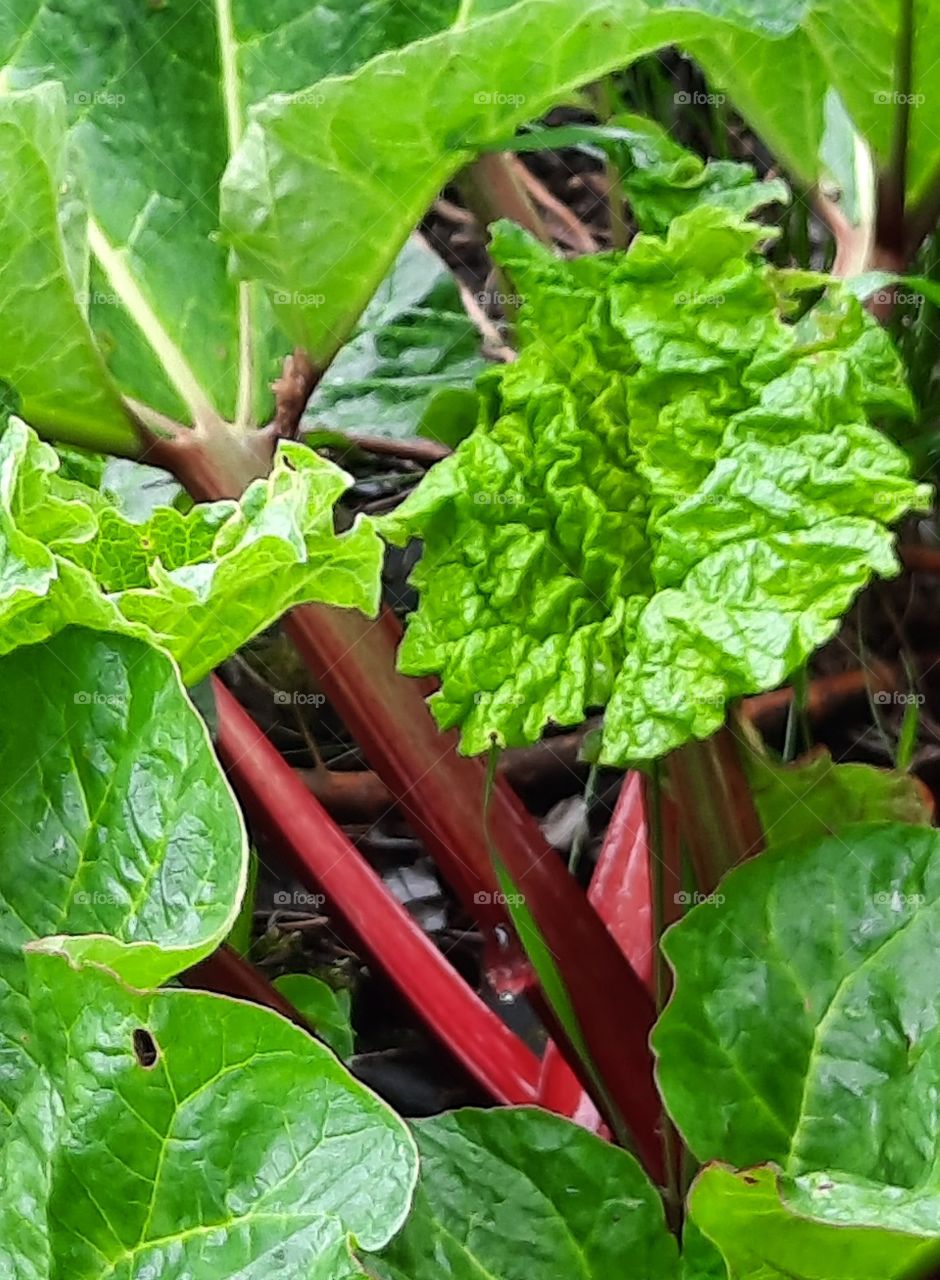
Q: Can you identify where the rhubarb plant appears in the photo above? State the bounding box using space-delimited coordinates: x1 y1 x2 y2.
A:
384 209 930 764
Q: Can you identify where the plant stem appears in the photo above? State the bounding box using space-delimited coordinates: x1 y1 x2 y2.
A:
665 727 764 892
213 675 544 1105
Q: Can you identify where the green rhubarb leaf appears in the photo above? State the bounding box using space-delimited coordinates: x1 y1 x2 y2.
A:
221 0 735 365
689 1164 940 1280
305 236 485 442
0 1 467 431
603 112 789 234
0 82 133 451
0 628 246 1126
0 418 381 681
653 820 940 1179
745 746 933 848
369 1107 678 1279
0 949 417 1280
382 210 929 765
273 974 354 1060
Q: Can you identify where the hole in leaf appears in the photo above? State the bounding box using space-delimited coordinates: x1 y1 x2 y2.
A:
132 1027 159 1068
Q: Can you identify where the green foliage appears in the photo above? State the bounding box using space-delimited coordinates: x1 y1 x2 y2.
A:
305 237 484 442
384 210 929 765
273 974 355 1060
0 418 381 682
0 951 416 1280
370 1108 678 1279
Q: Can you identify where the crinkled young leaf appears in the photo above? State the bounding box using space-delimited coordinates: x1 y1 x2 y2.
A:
305 236 484 442
689 1164 940 1280
653 821 940 1180
383 211 929 765
604 112 789 233
369 1107 678 1279
0 950 417 1280
0 418 381 680
0 629 247 1125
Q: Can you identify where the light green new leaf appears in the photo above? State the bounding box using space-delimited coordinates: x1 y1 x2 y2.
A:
382 211 929 765
0 950 417 1280
273 973 354 1060
0 82 134 451
0 418 381 681
689 1164 940 1280
654 821 940 1180
305 236 484 442
0 629 246 1125
0 0 466 434
602 112 789 234
369 1107 678 1279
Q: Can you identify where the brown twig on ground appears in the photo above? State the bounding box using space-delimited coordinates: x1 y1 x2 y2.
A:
271 348 319 439
510 156 598 255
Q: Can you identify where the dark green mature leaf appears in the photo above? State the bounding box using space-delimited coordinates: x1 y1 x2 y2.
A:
382 211 929 765
305 237 484 442
690 1164 940 1280
0 0 467 434
0 418 381 680
0 83 134 451
654 821 940 1179
0 629 246 1124
369 1107 678 1279
0 950 417 1280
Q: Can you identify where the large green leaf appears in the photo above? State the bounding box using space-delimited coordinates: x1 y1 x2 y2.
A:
654 820 940 1178
305 236 484 442
689 1164 940 1280
382 211 929 765
0 83 134 450
0 950 417 1280
369 1107 678 1279
0 629 246 1123
221 0 735 365
0 418 381 681
0 0 464 434
690 1 940 212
